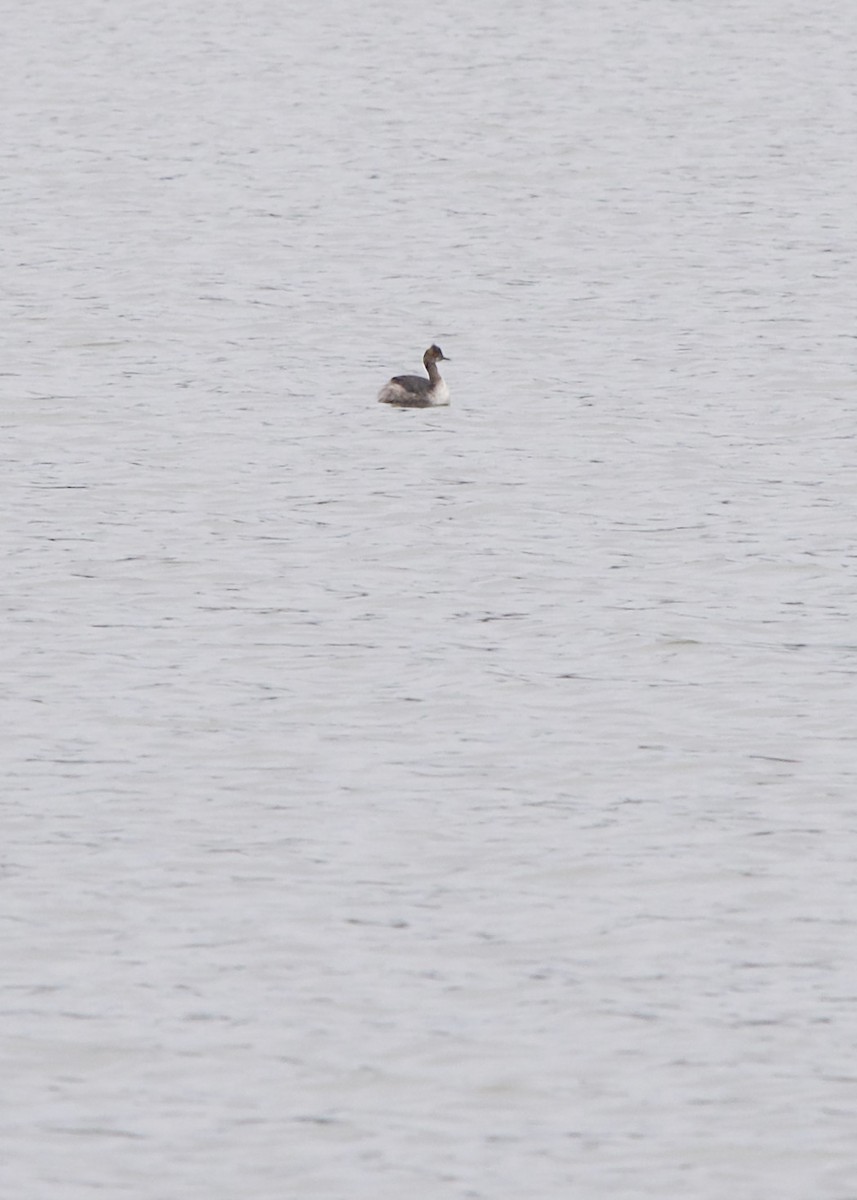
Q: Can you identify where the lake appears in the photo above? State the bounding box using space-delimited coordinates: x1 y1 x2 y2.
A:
4 0 857 1196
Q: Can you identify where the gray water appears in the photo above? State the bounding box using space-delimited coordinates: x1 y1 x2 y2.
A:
4 1 857 1196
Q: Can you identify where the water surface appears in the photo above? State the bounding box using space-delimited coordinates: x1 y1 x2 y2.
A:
4 1 857 1196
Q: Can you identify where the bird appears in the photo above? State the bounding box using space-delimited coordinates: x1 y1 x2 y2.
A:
377 345 451 407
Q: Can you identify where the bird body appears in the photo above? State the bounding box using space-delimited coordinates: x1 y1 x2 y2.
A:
378 345 450 407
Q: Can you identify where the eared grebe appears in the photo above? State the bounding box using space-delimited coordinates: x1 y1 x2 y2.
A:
378 345 450 407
